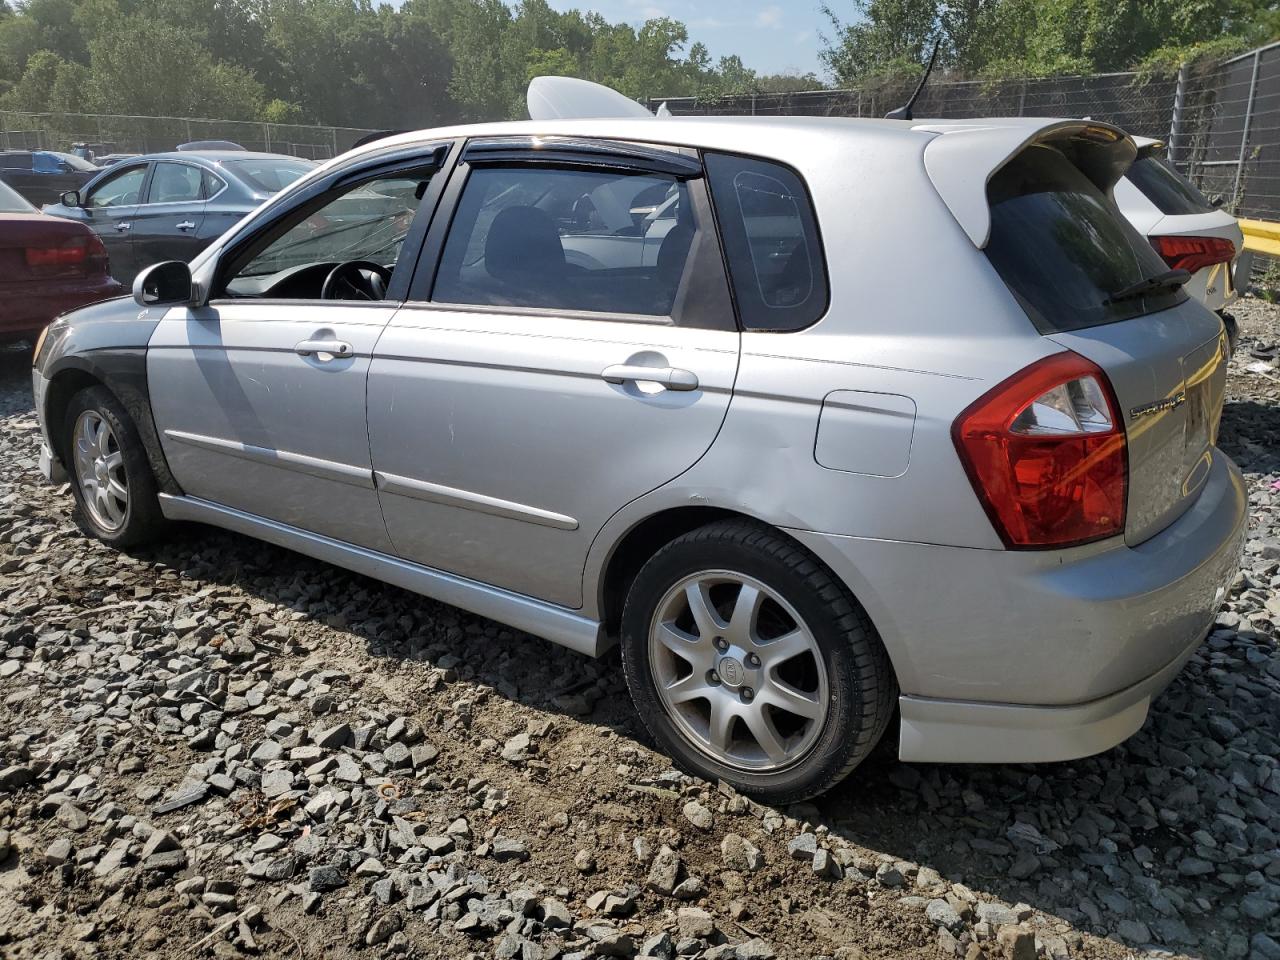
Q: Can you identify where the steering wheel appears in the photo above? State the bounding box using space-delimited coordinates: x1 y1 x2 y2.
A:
321 260 393 301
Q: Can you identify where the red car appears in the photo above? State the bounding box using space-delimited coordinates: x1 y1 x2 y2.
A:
0 179 122 345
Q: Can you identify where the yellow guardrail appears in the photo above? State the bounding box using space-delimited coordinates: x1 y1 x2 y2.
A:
1240 218 1280 257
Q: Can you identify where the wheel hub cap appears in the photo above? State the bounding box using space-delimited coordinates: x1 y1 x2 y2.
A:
73 410 128 532
648 571 830 772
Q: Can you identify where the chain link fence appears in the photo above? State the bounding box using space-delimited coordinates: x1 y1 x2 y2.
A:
0 111 378 161
651 40 1280 273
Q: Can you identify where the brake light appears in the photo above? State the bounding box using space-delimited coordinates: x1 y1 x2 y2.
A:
24 234 108 274
953 352 1127 549
1150 235 1235 273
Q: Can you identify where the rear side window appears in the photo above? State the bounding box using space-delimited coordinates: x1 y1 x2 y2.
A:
1126 155 1215 216
705 152 827 331
148 162 203 203
432 164 695 317
985 145 1185 334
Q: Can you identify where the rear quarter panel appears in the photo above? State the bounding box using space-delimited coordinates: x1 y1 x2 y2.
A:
585 133 1061 609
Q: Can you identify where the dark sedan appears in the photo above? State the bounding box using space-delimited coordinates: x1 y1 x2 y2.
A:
0 180 122 345
0 150 99 207
42 151 316 286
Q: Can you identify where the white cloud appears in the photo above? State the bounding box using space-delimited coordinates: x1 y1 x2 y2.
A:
756 5 783 28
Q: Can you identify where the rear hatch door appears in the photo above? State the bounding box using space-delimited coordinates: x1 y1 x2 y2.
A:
976 135 1228 546
1048 302 1226 544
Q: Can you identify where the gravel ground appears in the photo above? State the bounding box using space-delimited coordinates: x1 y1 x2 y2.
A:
0 298 1278 960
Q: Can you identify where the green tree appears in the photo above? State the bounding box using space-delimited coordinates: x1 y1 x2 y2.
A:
0 46 88 111
85 7 264 117
820 0 941 85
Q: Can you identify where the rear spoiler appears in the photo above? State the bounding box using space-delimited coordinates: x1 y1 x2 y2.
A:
915 119 1136 247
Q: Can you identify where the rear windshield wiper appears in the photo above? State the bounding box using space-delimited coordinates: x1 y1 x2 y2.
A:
1105 268 1191 304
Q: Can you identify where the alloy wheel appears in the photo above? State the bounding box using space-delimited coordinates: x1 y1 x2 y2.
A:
648 570 830 771
73 410 128 531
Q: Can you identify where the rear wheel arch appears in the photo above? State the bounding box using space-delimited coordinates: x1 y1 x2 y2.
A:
599 506 745 636
598 508 897 660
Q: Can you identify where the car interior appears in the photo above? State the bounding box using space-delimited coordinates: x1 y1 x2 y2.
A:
221 173 430 301
433 166 696 316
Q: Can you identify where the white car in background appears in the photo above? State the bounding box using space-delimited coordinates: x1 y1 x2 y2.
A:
1115 137 1247 342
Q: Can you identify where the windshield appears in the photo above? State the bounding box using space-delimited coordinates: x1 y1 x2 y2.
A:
985 144 1186 334
225 158 316 195
1126 154 1216 216
0 179 35 212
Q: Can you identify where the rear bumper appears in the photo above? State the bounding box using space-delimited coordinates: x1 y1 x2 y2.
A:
895 634 1202 763
0 278 123 340
789 448 1246 763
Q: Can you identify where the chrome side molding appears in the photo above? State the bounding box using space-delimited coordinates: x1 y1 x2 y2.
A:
157 494 609 657
164 430 374 489
374 470 579 530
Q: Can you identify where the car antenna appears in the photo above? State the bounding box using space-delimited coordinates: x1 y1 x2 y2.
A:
884 38 941 121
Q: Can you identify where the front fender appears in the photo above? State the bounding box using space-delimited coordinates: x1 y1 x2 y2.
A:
35 300 180 496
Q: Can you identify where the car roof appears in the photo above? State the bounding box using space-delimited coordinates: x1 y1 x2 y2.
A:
347 115 933 155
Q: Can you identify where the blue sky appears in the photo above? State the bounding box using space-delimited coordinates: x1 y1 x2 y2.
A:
544 0 830 78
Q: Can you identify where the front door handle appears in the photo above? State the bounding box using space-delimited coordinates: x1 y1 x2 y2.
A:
176 220 196 231
601 363 699 392
115 221 131 232
295 339 352 359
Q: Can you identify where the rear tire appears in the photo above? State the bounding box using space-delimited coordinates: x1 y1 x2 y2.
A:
620 519 896 803
63 385 166 548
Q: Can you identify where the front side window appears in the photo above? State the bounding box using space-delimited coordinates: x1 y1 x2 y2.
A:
221 167 434 300
986 144 1186 334
148 162 204 204
705 152 828 331
88 166 147 209
432 164 695 317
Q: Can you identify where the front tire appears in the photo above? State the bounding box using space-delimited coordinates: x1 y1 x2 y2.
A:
64 385 165 548
620 519 896 803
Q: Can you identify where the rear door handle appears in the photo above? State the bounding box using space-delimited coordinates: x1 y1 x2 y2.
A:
115 222 131 232
602 363 699 391
176 220 196 231
295 339 352 359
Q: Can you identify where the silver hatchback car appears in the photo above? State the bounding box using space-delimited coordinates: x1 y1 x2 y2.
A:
32 109 1247 801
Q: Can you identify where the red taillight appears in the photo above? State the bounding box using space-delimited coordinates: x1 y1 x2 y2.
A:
24 234 107 274
1150 234 1235 273
953 352 1127 549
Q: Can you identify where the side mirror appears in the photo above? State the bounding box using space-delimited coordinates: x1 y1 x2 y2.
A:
133 261 197 307
1209 194 1225 209
60 190 81 208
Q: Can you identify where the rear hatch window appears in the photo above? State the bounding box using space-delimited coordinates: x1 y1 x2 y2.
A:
985 144 1186 334
1126 154 1215 216
985 140 1227 547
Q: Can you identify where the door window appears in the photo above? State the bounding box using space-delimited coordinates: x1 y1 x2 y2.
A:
432 165 695 316
147 162 204 204
88 166 147 209
220 168 434 300
705 152 828 331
